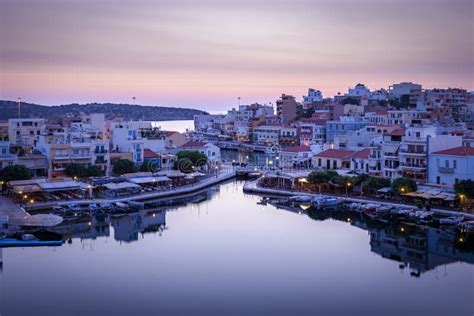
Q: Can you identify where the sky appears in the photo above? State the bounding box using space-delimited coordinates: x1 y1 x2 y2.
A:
0 0 473 111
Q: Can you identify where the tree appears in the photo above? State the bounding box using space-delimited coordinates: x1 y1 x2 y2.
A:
65 163 87 178
113 159 137 175
341 97 360 105
86 165 104 177
454 179 474 199
0 165 32 182
391 177 417 194
308 171 332 194
175 150 208 173
363 176 391 194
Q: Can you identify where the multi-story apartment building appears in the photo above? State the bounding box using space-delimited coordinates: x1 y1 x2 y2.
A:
8 118 46 150
276 94 298 125
302 88 323 108
0 141 15 169
386 110 431 126
325 117 367 143
254 126 282 146
111 122 144 165
298 119 327 146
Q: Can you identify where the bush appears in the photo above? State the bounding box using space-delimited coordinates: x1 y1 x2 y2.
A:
0 165 32 182
113 159 137 175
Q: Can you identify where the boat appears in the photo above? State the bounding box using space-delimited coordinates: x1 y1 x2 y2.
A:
289 195 313 203
439 215 464 225
312 196 340 209
410 211 434 224
0 215 8 240
114 202 129 210
0 238 63 248
458 220 474 233
390 208 413 218
347 202 362 212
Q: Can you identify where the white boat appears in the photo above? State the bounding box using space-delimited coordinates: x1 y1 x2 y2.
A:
312 196 340 209
289 195 313 203
439 216 464 225
114 202 129 210
410 211 433 223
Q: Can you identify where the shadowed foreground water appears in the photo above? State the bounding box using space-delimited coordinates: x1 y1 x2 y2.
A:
0 181 472 316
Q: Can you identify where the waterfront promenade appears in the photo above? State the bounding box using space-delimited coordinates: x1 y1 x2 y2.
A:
38 170 237 208
243 180 474 220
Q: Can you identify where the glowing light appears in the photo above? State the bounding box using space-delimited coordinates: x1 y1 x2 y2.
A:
400 227 405 232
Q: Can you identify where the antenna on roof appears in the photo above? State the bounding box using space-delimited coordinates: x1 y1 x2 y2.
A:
238 97 241 107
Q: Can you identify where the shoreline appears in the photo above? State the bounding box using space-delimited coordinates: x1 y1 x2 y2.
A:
243 180 474 220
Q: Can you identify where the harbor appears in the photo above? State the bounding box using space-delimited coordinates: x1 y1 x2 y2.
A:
1 181 472 315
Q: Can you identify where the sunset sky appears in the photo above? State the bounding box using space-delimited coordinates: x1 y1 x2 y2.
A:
1 0 473 111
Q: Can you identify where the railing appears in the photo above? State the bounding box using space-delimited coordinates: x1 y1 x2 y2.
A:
399 149 425 155
400 163 427 168
95 149 108 154
438 167 455 174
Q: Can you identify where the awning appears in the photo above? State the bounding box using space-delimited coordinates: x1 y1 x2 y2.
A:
383 144 400 154
104 182 140 190
129 176 171 184
39 181 80 192
12 184 42 193
377 187 393 193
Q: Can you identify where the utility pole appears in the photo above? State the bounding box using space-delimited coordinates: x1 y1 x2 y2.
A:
17 97 21 118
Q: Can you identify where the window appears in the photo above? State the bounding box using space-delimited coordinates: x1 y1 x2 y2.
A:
445 160 449 168
436 176 440 184
453 160 457 169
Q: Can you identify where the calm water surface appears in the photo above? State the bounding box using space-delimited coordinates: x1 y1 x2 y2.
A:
0 181 472 316
152 120 194 133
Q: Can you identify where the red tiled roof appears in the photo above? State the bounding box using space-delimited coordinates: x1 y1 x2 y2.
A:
144 148 159 159
351 148 370 159
385 128 405 137
181 141 208 148
282 145 311 153
315 149 355 159
431 147 474 156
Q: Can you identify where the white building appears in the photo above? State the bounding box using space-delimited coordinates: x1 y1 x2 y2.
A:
0 141 15 169
179 141 221 163
347 83 371 97
279 145 313 168
428 147 474 186
302 88 323 107
111 122 144 164
8 118 45 148
389 82 422 99
254 126 282 146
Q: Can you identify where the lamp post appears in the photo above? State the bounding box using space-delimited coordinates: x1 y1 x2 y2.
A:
88 184 92 200
346 181 352 197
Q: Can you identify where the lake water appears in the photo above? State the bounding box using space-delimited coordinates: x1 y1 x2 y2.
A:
152 120 194 133
0 181 472 316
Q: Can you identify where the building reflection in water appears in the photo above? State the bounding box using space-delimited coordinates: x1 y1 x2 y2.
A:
273 201 474 278
47 187 218 244
111 210 166 243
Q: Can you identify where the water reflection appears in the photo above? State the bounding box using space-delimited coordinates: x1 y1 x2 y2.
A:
46 187 220 244
269 199 474 277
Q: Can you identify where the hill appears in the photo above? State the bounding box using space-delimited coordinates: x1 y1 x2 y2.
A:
0 100 208 121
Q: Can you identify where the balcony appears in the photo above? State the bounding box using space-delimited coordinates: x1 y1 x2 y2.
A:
95 149 108 154
438 166 455 174
400 162 426 170
53 154 70 160
95 159 108 164
399 149 425 156
72 154 91 160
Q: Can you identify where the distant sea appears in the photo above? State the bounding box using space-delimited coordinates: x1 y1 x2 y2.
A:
151 120 194 133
